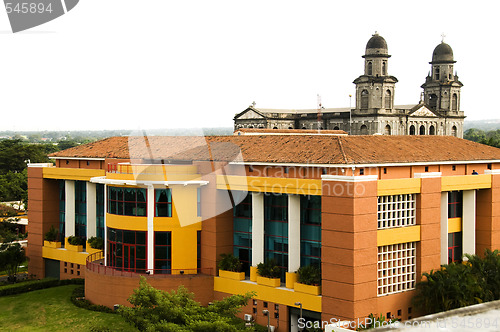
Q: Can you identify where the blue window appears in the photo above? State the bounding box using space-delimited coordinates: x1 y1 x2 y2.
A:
96 184 105 238
300 196 321 267
234 193 252 276
155 189 172 217
108 186 147 217
264 193 288 282
75 181 87 243
154 231 172 274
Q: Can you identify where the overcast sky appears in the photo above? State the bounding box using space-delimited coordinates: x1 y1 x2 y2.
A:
0 0 498 131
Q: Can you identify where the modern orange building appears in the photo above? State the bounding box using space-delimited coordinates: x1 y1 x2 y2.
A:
27 132 500 331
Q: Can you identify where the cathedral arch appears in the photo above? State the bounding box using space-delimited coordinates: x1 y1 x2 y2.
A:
429 125 435 135
452 94 458 111
384 125 391 135
385 90 392 109
419 125 426 135
452 125 457 137
367 62 373 75
361 90 369 109
360 124 368 135
409 125 415 135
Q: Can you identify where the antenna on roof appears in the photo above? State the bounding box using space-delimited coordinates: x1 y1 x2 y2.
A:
317 94 322 132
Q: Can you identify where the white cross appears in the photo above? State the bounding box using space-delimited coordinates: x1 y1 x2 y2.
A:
441 33 446 43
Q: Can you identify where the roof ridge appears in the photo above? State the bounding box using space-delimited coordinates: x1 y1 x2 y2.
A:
337 136 348 164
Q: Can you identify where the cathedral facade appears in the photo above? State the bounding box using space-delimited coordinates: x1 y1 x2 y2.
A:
234 33 465 137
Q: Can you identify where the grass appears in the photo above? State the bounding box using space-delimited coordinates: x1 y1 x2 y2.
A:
0 284 138 332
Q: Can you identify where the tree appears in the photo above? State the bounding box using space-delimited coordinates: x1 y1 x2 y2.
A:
0 242 26 282
118 277 255 332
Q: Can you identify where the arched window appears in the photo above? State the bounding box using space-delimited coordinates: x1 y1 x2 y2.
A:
367 62 373 75
419 125 426 135
409 125 415 135
258 125 264 129
360 124 368 135
452 94 458 111
384 124 391 135
429 94 438 109
385 90 392 109
301 126 306 129
248 126 254 128
288 126 293 129
273 127 278 130
333 126 340 130
382 62 387 75
452 125 457 137
429 125 435 135
361 90 369 109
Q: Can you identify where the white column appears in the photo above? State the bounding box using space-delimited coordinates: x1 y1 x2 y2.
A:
462 190 476 257
104 184 108 265
147 185 155 273
252 192 264 266
440 192 449 265
290 313 299 332
288 194 300 272
86 182 97 239
65 180 75 238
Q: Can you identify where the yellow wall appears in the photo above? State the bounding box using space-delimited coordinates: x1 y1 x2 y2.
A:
42 245 89 265
441 174 491 191
43 167 105 181
377 178 421 196
216 175 322 195
448 218 462 233
377 225 421 246
214 277 321 312
106 214 148 231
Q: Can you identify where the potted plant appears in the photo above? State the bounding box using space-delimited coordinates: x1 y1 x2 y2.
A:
295 265 321 295
66 235 84 252
87 236 104 254
44 225 60 248
256 259 281 287
218 253 245 280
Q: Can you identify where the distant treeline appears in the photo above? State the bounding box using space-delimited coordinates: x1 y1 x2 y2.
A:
464 128 500 148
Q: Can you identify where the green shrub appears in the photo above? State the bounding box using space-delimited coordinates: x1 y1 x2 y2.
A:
356 313 398 331
0 278 84 297
297 265 321 286
44 225 58 242
70 286 114 313
217 253 241 272
257 259 281 279
88 236 104 250
68 235 83 246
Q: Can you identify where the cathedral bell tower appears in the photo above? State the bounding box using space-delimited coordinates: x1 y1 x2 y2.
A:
421 39 463 116
353 33 398 114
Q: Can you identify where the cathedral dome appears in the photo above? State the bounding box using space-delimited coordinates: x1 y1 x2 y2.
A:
365 33 389 56
431 42 455 63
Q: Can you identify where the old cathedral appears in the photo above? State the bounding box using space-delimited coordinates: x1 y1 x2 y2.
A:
233 33 465 137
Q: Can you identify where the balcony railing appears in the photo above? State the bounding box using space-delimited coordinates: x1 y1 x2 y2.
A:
86 252 213 278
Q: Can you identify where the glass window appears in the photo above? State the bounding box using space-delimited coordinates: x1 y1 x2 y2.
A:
448 191 462 218
154 231 171 274
264 193 288 282
107 227 147 273
96 184 105 238
155 189 172 217
59 180 65 244
300 196 321 267
107 186 147 217
448 232 462 263
234 193 252 276
75 181 87 243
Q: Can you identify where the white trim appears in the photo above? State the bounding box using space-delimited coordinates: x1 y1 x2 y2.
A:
230 160 500 168
288 195 300 272
321 175 378 182
252 192 264 266
27 163 53 168
484 169 500 175
462 190 476 257
49 156 106 161
414 172 442 178
65 180 75 238
147 185 155 274
89 176 208 187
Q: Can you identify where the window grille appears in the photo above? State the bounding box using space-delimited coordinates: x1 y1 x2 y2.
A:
377 242 416 296
377 194 416 229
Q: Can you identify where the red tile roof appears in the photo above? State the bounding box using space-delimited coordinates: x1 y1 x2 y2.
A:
49 135 500 165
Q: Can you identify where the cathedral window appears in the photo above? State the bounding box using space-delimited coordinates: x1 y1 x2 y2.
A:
429 125 435 135
382 62 387 75
434 67 440 80
419 125 425 135
385 90 392 109
409 125 415 135
367 62 373 75
360 124 368 135
452 94 458 111
384 125 391 135
429 94 438 110
452 126 457 137
361 90 369 109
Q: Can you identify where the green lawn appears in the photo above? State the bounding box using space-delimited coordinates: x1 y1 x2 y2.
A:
0 285 138 332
